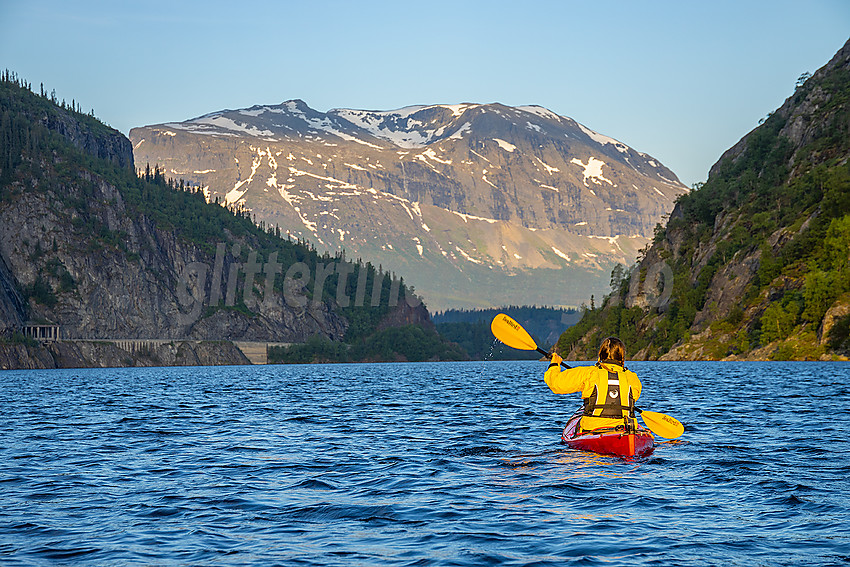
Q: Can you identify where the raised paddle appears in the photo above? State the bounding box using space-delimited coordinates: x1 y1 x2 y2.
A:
490 312 572 368
490 313 685 439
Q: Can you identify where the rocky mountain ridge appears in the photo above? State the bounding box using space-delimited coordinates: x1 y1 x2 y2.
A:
131 101 687 309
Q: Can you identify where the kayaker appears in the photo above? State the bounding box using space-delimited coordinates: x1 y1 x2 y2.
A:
545 337 642 434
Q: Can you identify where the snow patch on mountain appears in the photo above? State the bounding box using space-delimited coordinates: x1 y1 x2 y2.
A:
588 234 625 252
494 138 516 152
576 123 629 153
452 211 499 224
195 115 276 139
577 123 615 145
330 104 481 149
481 171 498 189
273 103 384 149
571 157 613 186
518 105 561 122
441 103 476 116
225 148 264 204
456 246 483 264
420 148 452 165
287 166 360 192
332 108 434 148
534 156 560 174
551 246 571 262
449 122 472 140
165 122 238 137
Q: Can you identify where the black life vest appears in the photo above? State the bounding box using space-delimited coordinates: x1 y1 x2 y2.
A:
582 362 635 419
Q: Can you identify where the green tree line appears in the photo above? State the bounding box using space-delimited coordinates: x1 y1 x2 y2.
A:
1 71 454 357
433 305 581 360
269 324 467 363
557 64 850 361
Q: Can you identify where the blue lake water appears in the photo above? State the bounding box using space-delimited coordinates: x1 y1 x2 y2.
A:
1 361 848 566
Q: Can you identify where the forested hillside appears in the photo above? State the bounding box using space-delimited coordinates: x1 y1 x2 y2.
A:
0 71 461 367
434 306 581 359
557 39 850 361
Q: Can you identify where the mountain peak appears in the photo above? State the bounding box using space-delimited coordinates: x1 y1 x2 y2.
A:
328 103 486 148
131 99 686 309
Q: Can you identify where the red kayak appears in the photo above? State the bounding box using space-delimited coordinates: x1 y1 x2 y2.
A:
561 412 655 458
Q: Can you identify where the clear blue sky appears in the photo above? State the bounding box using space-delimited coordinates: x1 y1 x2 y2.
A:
2 0 848 186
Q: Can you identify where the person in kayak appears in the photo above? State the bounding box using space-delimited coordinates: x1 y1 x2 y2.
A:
545 337 642 434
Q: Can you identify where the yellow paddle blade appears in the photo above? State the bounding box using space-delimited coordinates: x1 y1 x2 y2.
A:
639 410 685 439
490 313 538 351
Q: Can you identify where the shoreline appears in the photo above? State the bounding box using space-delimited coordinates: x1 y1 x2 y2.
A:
1 342 847 371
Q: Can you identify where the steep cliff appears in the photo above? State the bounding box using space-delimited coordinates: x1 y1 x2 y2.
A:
131 101 686 309
0 252 25 332
557 38 850 361
0 340 251 370
0 74 436 368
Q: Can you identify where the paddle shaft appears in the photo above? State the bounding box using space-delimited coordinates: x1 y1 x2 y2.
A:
537 346 572 369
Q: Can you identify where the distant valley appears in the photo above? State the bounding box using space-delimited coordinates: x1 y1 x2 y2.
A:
131 101 687 310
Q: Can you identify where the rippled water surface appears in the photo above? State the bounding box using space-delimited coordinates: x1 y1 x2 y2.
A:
1 361 849 566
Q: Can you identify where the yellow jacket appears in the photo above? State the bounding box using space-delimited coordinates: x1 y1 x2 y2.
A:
545 359 642 431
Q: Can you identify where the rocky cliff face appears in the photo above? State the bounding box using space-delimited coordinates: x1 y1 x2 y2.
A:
711 43 850 182
131 101 687 309
0 174 346 342
0 340 251 370
40 108 134 168
559 38 850 361
0 78 355 352
0 252 25 333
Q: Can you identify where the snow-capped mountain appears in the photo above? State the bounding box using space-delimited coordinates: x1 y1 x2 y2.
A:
130 101 687 310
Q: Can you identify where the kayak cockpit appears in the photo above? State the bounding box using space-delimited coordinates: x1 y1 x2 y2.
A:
561 411 655 458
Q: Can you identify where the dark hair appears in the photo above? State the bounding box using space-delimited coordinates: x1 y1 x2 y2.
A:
597 337 626 364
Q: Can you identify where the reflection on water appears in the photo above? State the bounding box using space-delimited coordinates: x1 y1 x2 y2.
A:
498 450 638 479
